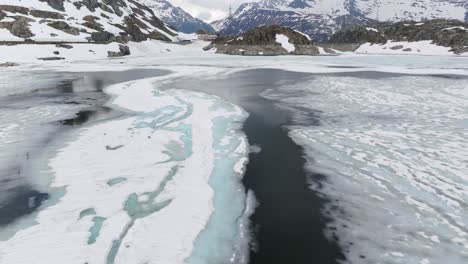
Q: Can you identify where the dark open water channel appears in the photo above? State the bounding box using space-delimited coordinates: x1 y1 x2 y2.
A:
171 69 345 264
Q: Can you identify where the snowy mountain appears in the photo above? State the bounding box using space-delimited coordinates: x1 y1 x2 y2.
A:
0 0 183 43
138 0 214 33
215 0 468 42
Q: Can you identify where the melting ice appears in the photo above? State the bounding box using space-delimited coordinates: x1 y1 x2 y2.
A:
262 73 468 263
0 75 250 264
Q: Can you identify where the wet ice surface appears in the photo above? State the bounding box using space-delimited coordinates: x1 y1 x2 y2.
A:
0 70 250 264
0 69 167 233
262 72 468 263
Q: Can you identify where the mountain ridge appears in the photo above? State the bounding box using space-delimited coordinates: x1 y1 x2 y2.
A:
138 0 214 33
214 0 468 42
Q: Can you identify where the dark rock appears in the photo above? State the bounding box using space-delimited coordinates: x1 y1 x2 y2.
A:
0 5 29 15
30 9 64 19
124 16 148 42
0 16 35 38
390 45 404 50
53 51 60 55
402 48 412 52
101 13 110 19
208 25 319 56
50 33 58 37
0 62 17 67
82 20 104 32
148 30 171 41
37 56 65 60
56 43 74 49
89 31 115 43
98 3 114 14
39 0 65 11
82 0 99 12
47 21 80 35
107 44 131 57
83 15 100 22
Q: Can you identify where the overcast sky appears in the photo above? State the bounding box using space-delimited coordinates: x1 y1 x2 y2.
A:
166 0 258 22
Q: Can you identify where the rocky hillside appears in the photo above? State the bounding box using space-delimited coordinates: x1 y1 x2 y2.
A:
0 0 182 44
204 25 319 55
329 19 468 54
214 0 468 42
138 0 214 33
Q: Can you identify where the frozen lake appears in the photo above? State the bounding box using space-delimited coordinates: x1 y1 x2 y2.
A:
0 54 467 264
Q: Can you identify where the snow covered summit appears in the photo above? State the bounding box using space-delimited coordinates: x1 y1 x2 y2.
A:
215 0 468 42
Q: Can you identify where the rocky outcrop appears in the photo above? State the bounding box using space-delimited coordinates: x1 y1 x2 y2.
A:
30 9 64 19
329 19 468 54
0 16 35 38
107 44 130 57
39 0 65 11
47 21 80 35
0 0 180 44
204 25 319 56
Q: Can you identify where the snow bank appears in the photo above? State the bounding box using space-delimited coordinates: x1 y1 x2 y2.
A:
275 34 295 53
355 40 466 56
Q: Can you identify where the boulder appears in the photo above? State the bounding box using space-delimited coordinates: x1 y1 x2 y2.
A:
89 31 115 43
56 43 74 49
107 44 131 57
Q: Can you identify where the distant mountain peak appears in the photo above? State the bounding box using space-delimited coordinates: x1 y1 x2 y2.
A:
139 0 214 33
213 0 468 42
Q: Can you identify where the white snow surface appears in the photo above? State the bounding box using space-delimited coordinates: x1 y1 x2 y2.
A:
275 34 295 53
355 40 467 56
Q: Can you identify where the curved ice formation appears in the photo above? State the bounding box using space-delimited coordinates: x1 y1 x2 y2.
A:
262 73 468 263
0 75 249 264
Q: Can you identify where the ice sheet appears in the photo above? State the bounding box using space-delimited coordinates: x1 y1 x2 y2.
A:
262 73 468 263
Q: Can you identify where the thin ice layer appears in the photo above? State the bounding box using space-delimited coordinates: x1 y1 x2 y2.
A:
262 73 468 263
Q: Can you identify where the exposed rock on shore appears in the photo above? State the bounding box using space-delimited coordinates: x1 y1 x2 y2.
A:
329 19 468 54
204 25 319 56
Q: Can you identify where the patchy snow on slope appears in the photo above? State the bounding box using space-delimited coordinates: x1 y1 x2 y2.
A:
275 34 295 53
355 40 465 56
